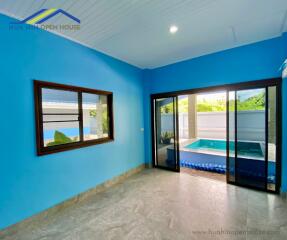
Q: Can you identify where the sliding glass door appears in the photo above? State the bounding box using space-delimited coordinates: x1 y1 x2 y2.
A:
227 85 280 192
150 79 280 192
152 96 179 171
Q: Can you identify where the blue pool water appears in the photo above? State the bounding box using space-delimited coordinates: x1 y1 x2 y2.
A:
185 139 263 158
186 139 226 151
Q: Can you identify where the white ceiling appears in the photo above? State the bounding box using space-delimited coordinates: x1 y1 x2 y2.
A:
1 0 287 69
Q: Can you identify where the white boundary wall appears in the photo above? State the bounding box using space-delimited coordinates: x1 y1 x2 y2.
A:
161 110 265 141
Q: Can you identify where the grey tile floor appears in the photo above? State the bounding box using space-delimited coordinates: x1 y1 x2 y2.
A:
1 169 287 240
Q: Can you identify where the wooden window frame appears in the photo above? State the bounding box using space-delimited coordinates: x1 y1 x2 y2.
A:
34 80 114 156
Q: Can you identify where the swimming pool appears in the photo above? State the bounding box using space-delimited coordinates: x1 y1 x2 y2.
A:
166 138 275 183
185 139 263 158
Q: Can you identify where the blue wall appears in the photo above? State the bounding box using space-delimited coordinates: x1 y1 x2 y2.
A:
0 14 145 229
143 34 287 191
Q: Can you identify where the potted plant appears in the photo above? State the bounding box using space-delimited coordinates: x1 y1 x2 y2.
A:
161 131 173 144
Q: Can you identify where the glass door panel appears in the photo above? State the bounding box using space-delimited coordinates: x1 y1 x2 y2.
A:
227 84 280 192
227 91 236 183
236 88 266 189
153 97 179 171
267 86 277 191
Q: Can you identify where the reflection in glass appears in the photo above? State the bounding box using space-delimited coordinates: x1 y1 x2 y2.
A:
236 88 266 189
42 88 79 147
43 122 80 147
228 91 235 182
42 88 79 114
42 115 78 122
155 98 176 168
82 93 109 141
267 86 277 191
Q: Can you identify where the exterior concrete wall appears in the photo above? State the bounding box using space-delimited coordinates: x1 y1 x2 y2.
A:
162 110 265 141
196 112 226 140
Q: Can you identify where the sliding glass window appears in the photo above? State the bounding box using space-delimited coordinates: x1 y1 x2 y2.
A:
34 80 114 155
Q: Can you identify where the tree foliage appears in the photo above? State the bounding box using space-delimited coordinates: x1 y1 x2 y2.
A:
197 98 225 112
235 92 265 111
160 92 265 113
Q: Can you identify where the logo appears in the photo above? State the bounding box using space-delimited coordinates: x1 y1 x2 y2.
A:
10 9 80 31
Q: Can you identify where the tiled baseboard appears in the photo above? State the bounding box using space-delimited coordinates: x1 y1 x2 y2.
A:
145 163 153 168
0 164 146 235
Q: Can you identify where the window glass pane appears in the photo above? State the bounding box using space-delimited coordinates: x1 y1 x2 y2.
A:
267 86 277 191
42 88 79 114
155 98 176 168
236 88 266 189
82 93 109 141
43 122 80 147
228 91 235 182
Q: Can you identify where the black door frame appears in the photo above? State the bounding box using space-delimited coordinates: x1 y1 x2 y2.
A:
151 96 180 172
150 77 282 193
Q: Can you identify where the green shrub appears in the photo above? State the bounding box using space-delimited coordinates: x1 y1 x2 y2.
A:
161 131 173 144
89 109 109 134
47 131 73 146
